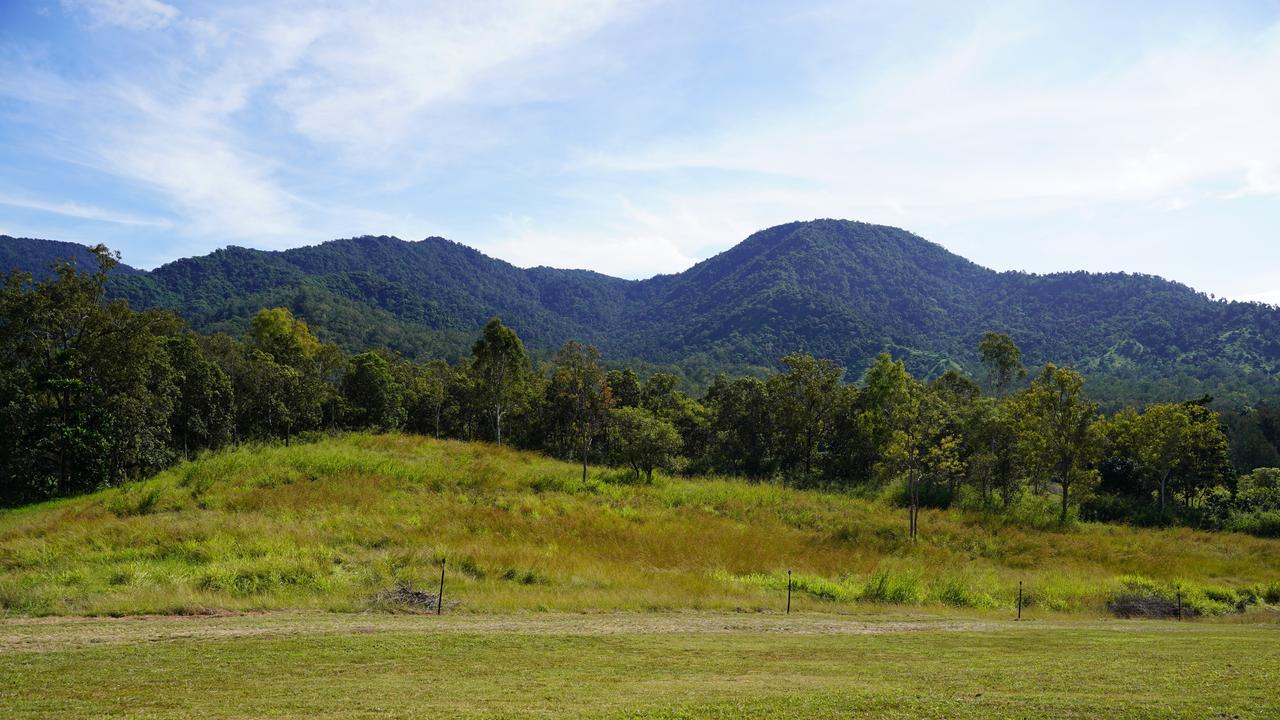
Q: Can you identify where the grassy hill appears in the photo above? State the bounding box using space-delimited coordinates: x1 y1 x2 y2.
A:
2 434 1278 618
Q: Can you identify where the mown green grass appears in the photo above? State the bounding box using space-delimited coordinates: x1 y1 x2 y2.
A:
2 612 1278 719
1 433 1279 616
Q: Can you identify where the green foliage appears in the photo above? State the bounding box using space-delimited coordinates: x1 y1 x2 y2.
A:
0 246 177 502
543 341 610 473
14 219 1280 407
0 247 1257 542
978 331 1026 397
342 350 405 430
1 434 1278 618
469 318 533 446
608 407 680 482
1237 467 1280 511
1012 364 1102 522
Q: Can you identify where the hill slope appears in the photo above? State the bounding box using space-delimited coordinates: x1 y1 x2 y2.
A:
5 220 1280 401
1 434 1277 617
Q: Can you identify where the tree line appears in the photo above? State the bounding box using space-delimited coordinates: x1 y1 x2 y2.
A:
3 249 1278 537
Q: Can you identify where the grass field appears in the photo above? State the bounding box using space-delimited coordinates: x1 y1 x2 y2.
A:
3 434 1279 717
2 433 1280 617
3 611 1279 718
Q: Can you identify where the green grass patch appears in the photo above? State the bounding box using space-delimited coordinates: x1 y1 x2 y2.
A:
1 433 1279 617
2 613 1279 719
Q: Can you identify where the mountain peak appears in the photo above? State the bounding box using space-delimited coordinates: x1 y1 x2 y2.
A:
4 224 1278 403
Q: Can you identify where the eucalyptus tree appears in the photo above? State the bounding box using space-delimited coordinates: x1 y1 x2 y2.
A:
1014 364 1101 523
548 341 610 481
469 318 532 446
979 331 1026 398
609 406 680 482
768 353 843 483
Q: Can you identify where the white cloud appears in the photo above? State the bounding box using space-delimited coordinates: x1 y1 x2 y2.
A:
488 201 700 277
583 17 1280 247
0 194 172 228
98 129 300 239
62 0 179 31
270 0 634 159
7 0 1279 292
9 1 639 251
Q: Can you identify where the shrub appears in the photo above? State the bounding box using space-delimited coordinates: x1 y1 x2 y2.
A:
859 570 923 604
1106 576 1251 618
1237 468 1280 511
1262 581 1280 605
1224 511 1280 538
927 577 998 608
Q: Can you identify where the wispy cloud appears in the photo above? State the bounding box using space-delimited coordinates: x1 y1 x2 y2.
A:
588 21 1280 217
1 2 1278 295
3 0 640 255
0 193 172 228
61 0 179 31
271 0 636 160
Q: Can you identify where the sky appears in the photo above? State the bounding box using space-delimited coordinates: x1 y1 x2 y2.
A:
1 1 1279 302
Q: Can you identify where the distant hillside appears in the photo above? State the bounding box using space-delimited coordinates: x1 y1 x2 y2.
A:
4 220 1280 404
0 236 143 279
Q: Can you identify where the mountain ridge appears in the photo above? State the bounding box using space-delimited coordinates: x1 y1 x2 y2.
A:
4 219 1279 404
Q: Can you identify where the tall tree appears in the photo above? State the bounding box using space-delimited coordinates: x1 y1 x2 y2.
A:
979 331 1026 398
855 353 913 479
966 398 1021 507
1014 364 1101 523
1133 403 1192 511
548 341 610 481
469 318 531 446
606 368 641 409
0 246 175 501
404 359 451 438
706 375 774 478
609 406 680 482
244 307 326 439
768 353 842 483
881 380 962 539
342 350 405 430
167 333 233 459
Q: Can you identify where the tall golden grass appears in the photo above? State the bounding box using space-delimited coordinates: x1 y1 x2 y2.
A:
1 433 1277 616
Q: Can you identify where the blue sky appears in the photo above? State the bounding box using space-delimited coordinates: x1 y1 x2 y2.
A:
1 1 1279 302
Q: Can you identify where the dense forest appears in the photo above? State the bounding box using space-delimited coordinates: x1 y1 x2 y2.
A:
4 247 1280 539
5 219 1280 406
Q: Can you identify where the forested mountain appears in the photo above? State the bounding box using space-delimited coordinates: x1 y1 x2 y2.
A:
0 236 144 279
4 220 1279 404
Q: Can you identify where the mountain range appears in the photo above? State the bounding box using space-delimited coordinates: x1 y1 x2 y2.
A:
4 219 1279 405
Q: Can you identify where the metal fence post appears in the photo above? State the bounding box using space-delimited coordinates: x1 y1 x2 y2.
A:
437 559 446 616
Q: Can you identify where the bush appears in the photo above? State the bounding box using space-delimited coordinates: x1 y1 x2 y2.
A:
1079 494 1206 528
1237 468 1280 511
1106 576 1252 618
1224 511 1280 538
859 570 923 604
927 577 998 608
1262 581 1280 605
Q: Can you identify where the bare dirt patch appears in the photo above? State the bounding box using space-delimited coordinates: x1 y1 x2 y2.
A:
0 610 1008 654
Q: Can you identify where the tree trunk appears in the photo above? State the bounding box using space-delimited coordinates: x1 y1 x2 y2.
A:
908 469 919 540
1060 476 1069 523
